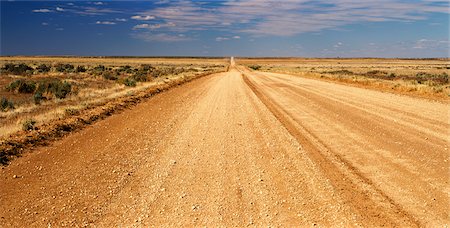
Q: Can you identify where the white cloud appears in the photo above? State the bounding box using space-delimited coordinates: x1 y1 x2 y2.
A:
32 9 53 13
67 3 74 6
133 0 449 37
413 39 450 49
96 21 116 25
93 2 104 5
115 18 127 22
216 37 230 41
133 22 175 30
56 28 64 31
334 42 343 48
233 36 241 39
131 32 191 42
131 15 156 20
75 7 122 16
56 7 65 12
42 22 49 26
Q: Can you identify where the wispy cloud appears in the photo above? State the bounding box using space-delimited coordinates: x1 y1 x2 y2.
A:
131 15 156 20
131 32 191 42
96 21 116 25
216 37 230 41
132 22 176 30
132 0 448 37
413 39 450 49
32 9 53 13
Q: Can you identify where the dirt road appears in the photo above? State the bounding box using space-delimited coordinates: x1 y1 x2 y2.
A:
1 65 448 226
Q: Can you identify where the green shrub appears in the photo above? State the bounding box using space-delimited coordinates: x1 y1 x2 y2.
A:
75 65 87 73
33 92 43 104
123 78 137 87
54 63 75 73
93 65 106 72
327 69 354 75
64 108 80 116
140 64 154 72
22 119 37 131
1 97 14 112
249 65 261 70
36 80 72 99
36 64 51 73
132 71 148 82
6 80 36 93
103 71 118 81
118 65 133 73
1 63 33 75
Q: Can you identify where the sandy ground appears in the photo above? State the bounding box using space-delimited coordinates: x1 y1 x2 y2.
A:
0 65 448 226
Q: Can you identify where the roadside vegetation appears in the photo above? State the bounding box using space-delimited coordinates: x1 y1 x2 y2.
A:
242 58 449 100
0 58 227 149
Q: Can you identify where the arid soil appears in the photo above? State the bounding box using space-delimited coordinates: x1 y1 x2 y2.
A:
0 64 448 226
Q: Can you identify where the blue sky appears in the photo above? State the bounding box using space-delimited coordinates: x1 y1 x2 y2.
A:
1 0 448 57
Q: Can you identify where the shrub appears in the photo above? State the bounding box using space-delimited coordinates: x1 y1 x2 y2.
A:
6 80 36 93
54 63 75 73
1 97 14 112
118 65 133 73
54 81 72 99
36 80 72 99
64 108 80 116
33 92 43 104
1 63 33 75
132 71 148 82
36 64 51 73
75 65 87 73
22 119 37 131
103 71 118 81
93 65 106 72
327 69 354 75
123 78 136 87
249 65 261 70
140 64 154 72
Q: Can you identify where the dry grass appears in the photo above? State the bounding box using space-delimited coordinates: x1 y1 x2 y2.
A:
238 58 449 100
0 57 227 140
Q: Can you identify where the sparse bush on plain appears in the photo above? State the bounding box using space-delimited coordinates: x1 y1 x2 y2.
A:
6 79 36 93
55 63 75 73
36 80 72 99
103 71 118 81
75 65 87 73
327 69 354 75
1 97 14 112
249 65 261 70
140 64 154 72
93 65 106 72
123 78 137 87
36 64 51 73
132 71 149 82
64 108 80 116
22 119 37 131
117 65 134 74
1 63 33 75
33 92 44 104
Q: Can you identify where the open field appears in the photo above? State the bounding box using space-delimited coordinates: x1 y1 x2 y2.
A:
237 58 450 100
0 58 449 226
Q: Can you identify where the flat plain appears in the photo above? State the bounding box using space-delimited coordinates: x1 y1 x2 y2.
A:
0 57 448 226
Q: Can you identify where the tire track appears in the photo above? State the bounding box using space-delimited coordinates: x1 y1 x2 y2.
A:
242 71 421 227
